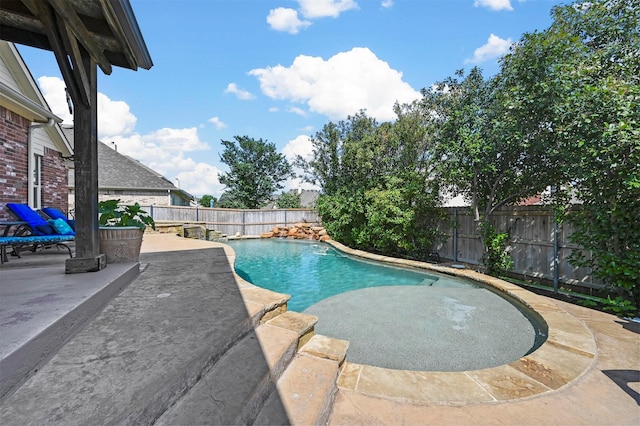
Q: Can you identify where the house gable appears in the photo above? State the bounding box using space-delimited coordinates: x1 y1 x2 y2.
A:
0 41 71 218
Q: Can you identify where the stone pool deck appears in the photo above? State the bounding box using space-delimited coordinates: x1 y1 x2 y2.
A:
0 233 638 425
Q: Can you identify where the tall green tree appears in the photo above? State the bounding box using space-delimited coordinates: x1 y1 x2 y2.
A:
296 111 383 247
299 109 443 258
499 0 640 308
425 67 564 223
422 68 564 274
218 136 293 209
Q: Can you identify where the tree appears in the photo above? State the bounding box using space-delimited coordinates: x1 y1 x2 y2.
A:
199 194 216 208
275 191 301 209
299 110 444 258
216 192 245 209
296 110 384 196
498 0 640 309
421 68 564 274
218 136 293 209
297 111 383 248
425 67 565 223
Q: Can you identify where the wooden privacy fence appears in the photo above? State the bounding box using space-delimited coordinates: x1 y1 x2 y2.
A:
142 205 598 290
144 205 320 237
437 206 599 289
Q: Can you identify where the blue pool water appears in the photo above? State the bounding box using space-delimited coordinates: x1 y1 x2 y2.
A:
227 238 547 371
227 239 472 312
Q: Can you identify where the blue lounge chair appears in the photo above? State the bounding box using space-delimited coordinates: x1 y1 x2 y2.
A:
41 207 76 231
1 203 74 263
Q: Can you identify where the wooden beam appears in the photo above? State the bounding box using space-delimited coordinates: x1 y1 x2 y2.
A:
65 44 106 273
57 13 92 106
22 0 85 105
48 0 112 75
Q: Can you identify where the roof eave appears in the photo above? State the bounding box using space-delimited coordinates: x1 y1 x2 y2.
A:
0 81 62 123
103 0 153 70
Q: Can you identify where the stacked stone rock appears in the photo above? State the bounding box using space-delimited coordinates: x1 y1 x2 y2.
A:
260 223 330 241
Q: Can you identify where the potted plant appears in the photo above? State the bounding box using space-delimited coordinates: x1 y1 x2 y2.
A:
98 199 155 263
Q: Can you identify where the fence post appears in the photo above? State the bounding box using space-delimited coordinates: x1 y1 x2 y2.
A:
552 186 559 293
149 205 154 220
453 209 458 262
242 210 246 236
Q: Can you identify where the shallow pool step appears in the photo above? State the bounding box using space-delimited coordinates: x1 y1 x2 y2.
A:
255 334 349 425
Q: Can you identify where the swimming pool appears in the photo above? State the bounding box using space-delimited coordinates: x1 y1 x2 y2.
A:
227 238 547 371
228 239 447 312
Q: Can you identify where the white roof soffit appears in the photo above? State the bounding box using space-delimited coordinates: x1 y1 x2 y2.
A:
0 81 62 123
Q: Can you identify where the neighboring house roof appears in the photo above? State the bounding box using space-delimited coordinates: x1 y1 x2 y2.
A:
0 41 72 157
63 126 192 199
298 189 320 208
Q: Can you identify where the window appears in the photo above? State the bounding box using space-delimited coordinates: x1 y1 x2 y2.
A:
32 153 42 209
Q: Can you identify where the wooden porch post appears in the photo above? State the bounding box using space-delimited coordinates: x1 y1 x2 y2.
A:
65 47 106 273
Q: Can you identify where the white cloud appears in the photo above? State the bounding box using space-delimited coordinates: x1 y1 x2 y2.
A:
112 128 209 173
466 34 513 63
143 127 210 152
225 83 255 100
288 106 307 116
38 76 136 139
175 163 225 198
298 0 358 19
381 0 394 8
281 134 321 192
282 134 313 161
112 128 221 197
208 116 227 129
38 76 73 124
474 0 513 11
97 93 137 138
267 7 312 34
249 47 420 122
37 75 222 197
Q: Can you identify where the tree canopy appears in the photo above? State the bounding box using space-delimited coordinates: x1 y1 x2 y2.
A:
498 0 639 305
275 191 302 209
198 194 216 208
298 110 444 258
218 136 293 209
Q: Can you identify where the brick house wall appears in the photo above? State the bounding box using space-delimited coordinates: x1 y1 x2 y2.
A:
0 105 70 221
0 106 29 221
42 146 69 214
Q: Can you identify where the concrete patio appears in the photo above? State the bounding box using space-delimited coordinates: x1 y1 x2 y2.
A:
0 233 638 425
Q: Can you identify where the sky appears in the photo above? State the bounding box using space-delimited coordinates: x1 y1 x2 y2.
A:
18 0 565 199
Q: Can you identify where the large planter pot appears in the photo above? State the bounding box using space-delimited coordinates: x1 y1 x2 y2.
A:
99 226 144 263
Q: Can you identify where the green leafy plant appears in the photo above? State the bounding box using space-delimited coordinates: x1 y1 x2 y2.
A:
480 221 513 276
98 199 155 231
577 299 599 309
199 194 216 208
275 191 302 209
601 296 637 318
